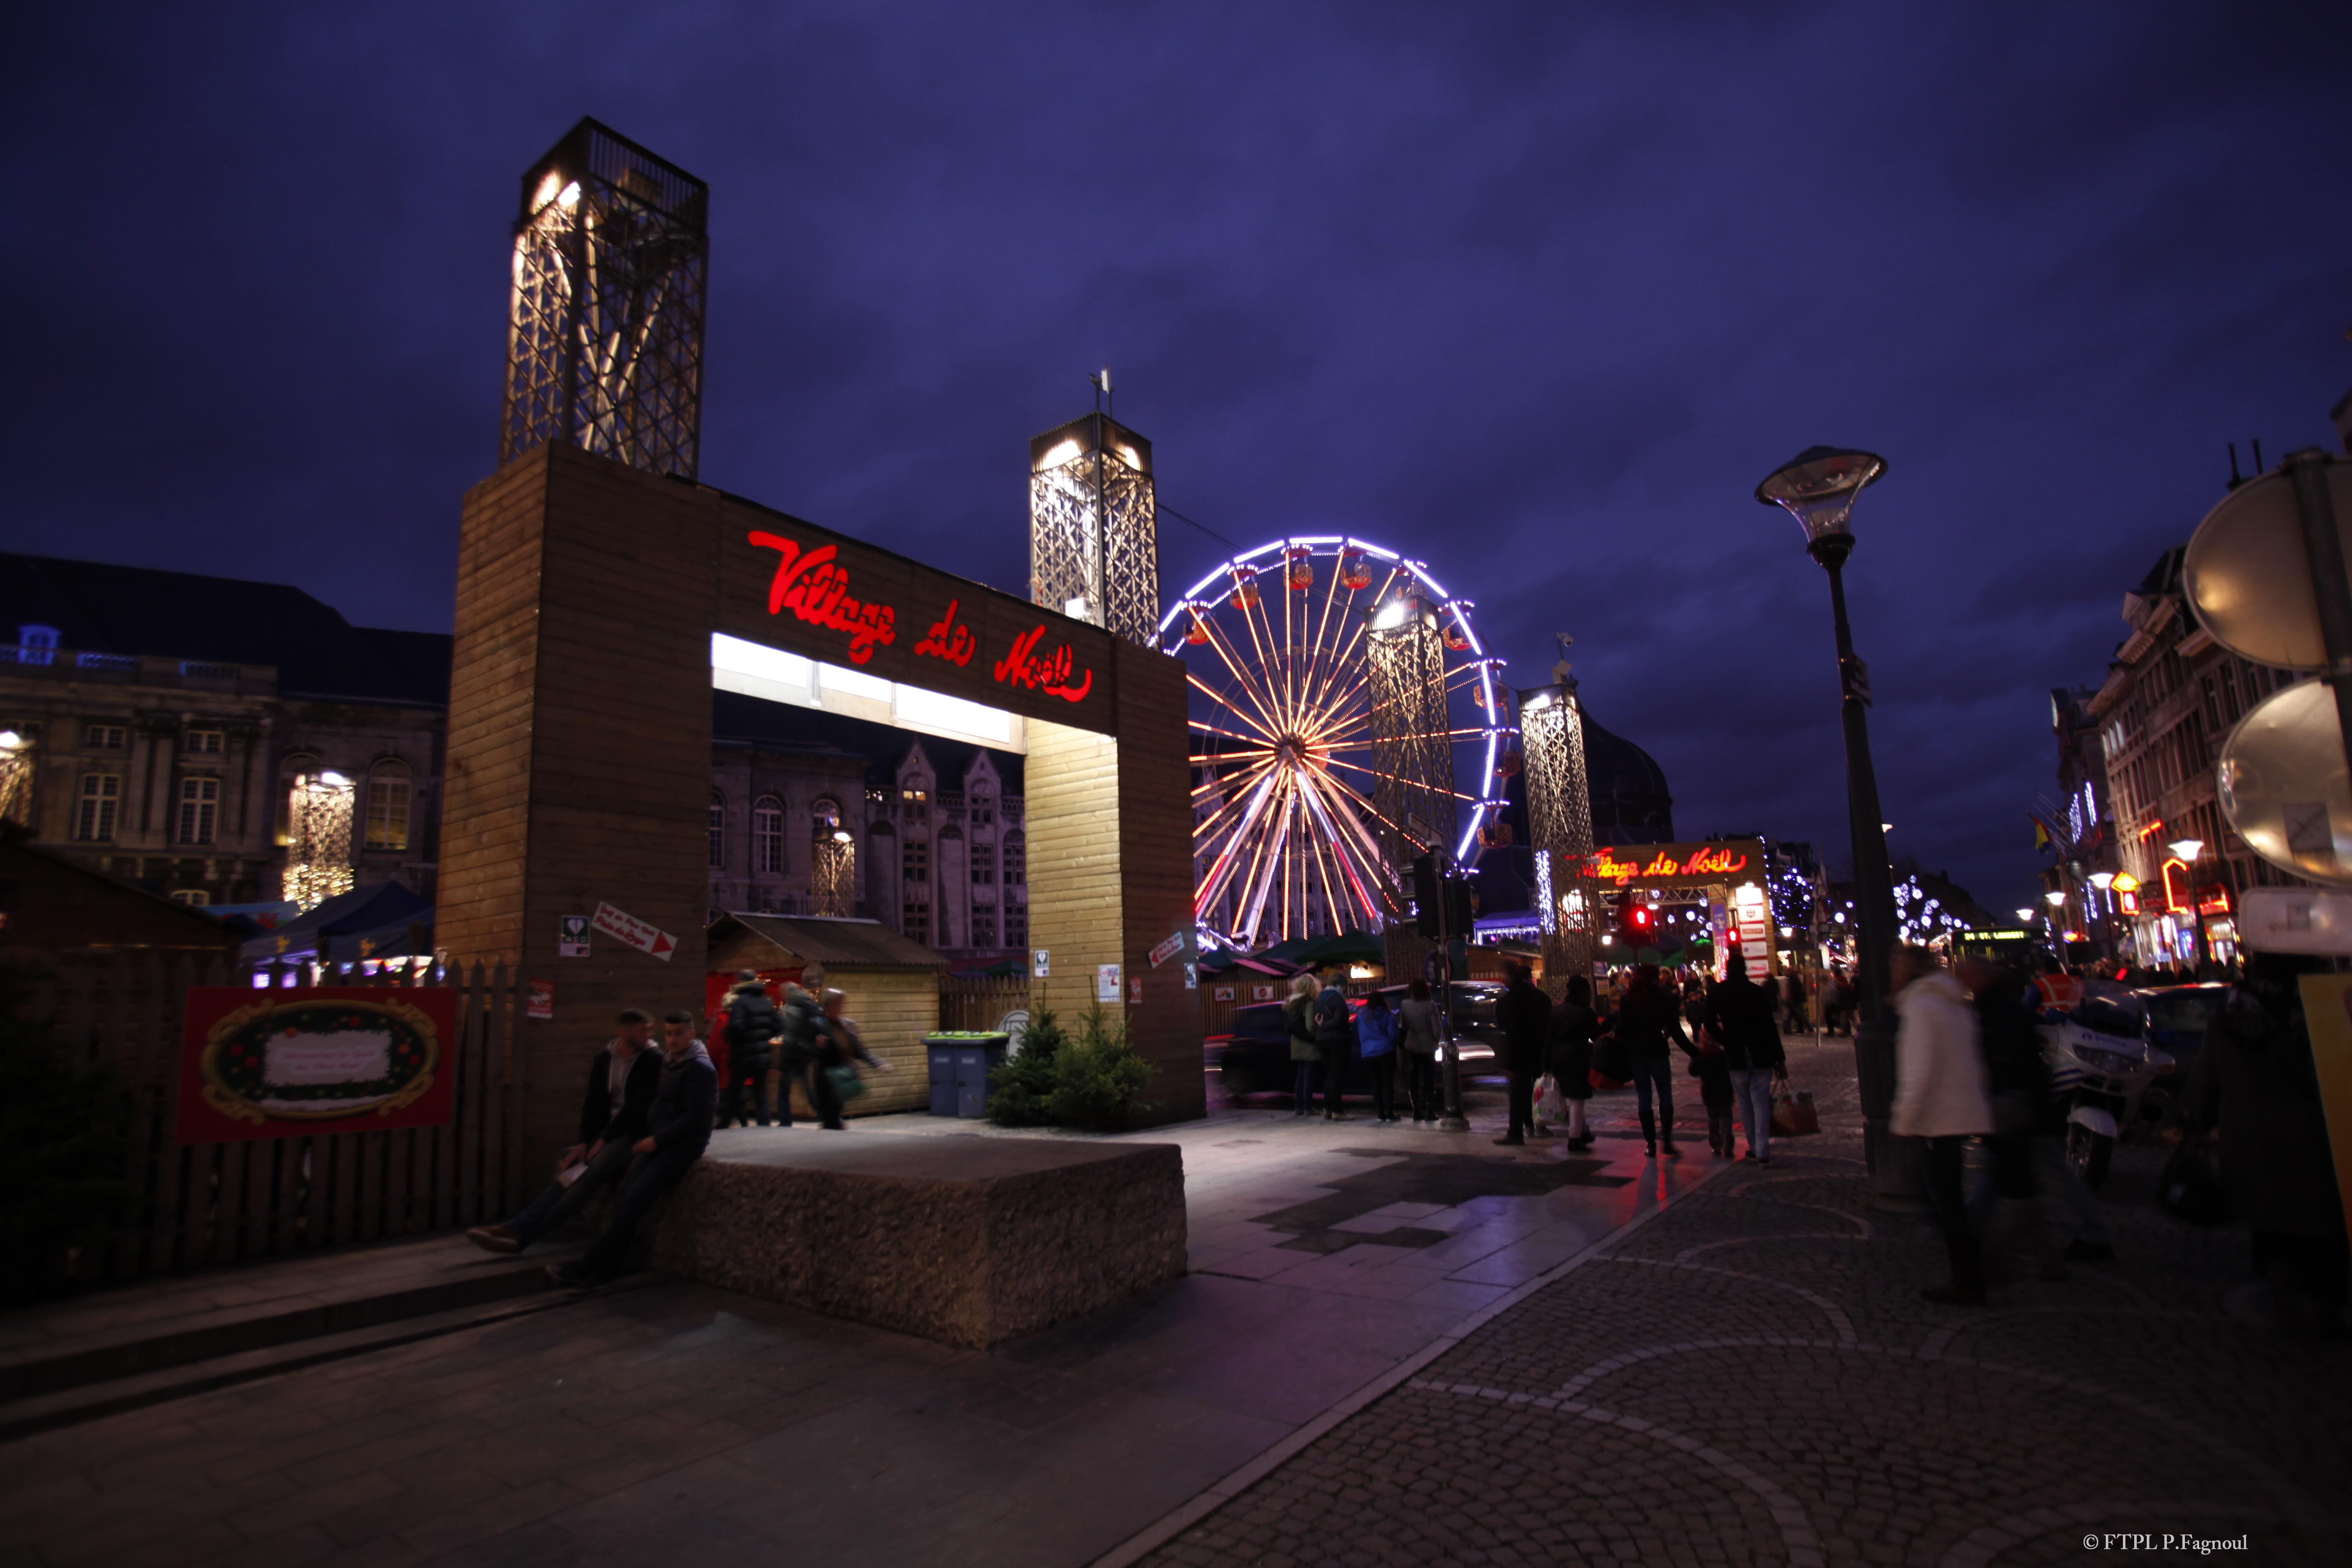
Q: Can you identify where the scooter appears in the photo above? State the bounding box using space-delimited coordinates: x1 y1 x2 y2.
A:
2039 980 2173 1188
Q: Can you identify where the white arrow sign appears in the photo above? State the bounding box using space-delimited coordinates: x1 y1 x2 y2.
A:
592 901 676 962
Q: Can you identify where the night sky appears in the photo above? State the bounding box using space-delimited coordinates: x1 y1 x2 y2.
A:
7 2 2348 913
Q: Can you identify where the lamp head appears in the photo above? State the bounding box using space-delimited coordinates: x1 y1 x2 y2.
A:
1756 446 1888 560
2015 908 2036 923
2043 890 2066 908
2088 872 2114 890
2167 838 2204 861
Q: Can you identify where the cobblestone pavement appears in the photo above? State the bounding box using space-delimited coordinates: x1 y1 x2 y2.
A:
1136 1034 2352 1568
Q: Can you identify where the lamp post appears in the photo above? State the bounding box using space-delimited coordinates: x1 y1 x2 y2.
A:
1757 446 1913 1201
2043 888 2068 964
2087 871 2115 961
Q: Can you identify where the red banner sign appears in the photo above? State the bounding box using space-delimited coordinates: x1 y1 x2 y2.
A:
177 987 459 1145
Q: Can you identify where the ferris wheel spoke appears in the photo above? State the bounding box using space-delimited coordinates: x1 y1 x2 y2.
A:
1197 769 1279 918
1294 771 1386 923
1235 776 1292 942
1194 763 1281 843
1186 669 1283 745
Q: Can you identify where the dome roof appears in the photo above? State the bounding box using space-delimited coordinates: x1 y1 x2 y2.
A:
1580 707 1671 802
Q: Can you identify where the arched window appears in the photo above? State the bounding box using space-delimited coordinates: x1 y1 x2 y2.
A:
276 753 320 846
366 759 413 852
708 792 726 869
752 796 785 874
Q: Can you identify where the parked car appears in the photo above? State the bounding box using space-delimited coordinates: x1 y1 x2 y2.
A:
1213 983 1500 1096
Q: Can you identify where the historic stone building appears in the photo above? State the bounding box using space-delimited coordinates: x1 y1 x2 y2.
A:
2060 545 2314 967
1 554 1027 962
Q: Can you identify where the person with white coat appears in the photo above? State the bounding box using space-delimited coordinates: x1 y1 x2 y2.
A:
1891 944 1994 1305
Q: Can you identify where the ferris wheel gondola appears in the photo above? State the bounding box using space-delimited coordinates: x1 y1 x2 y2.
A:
1159 536 1513 949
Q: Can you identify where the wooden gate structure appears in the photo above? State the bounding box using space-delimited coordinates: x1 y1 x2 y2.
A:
438 442 1202 1177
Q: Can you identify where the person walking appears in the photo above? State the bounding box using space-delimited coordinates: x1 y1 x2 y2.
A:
1285 973 1320 1117
1357 989 1400 1122
1684 1004 1735 1158
1313 972 1356 1120
547 1011 717 1289
808 987 890 1130
1957 955 2103 1279
1491 963 1552 1145
716 970 781 1128
773 972 825 1128
1546 975 1598 1150
1398 977 1443 1123
1603 963 1685 1158
1783 970 1809 1035
1704 962 1787 1163
2185 951 2348 1336
1891 945 1994 1305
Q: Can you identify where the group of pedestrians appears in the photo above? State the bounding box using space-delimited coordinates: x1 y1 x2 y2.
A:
462 969 892 1289
1893 945 2124 1306
1283 971 1447 1122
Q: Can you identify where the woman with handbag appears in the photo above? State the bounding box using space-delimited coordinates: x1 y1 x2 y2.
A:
1546 975 1598 1150
809 987 891 1130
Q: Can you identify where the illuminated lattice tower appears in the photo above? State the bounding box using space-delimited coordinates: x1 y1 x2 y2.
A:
283 772 356 912
1364 596 1455 905
502 119 709 480
1029 413 1159 645
1521 672 1596 988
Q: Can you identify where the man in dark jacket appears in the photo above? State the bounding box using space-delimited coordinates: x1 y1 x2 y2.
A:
2186 952 2346 1333
1606 963 1687 1157
1313 973 1356 1120
551 1011 718 1288
1494 964 1553 1146
717 972 782 1128
1704 965 1785 1163
467 1009 660 1254
1959 956 2109 1276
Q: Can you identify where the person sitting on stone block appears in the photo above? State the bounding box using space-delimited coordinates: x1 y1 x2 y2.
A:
548 1011 717 1289
467 1008 660 1255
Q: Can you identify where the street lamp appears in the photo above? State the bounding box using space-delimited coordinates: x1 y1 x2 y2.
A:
1757 445 1908 1198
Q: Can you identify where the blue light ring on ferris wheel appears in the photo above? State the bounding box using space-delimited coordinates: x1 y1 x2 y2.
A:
1158 534 1512 864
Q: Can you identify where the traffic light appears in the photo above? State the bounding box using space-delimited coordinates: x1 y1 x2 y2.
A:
1411 853 1475 938
1620 898 1656 944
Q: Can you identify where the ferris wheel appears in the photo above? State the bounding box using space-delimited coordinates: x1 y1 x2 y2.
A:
1158 536 1512 950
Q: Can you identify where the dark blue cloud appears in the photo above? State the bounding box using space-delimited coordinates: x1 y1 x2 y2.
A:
4 0 2346 911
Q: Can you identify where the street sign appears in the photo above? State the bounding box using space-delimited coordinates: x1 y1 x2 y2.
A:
526 979 554 1020
1031 948 1050 978
1148 929 1186 969
591 901 676 961
557 915 591 958
2242 888 2352 956
2184 462 2352 671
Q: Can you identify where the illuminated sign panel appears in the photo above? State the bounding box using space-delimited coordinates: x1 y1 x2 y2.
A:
713 503 1117 736
1581 839 1767 890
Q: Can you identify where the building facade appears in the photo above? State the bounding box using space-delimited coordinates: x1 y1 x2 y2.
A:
1 555 1027 962
2060 546 2314 967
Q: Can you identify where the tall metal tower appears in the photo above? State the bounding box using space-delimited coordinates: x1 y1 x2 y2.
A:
501 119 709 480
1364 594 1456 902
1029 396 1159 645
1520 646 1596 990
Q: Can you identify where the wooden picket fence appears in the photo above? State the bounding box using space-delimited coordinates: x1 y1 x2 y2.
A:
936 973 1029 1032
10 952 527 1291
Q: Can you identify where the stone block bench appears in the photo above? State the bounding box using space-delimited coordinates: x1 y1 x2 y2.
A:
641 1132 1186 1348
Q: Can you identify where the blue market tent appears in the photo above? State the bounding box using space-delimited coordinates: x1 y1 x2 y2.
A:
241 880 432 965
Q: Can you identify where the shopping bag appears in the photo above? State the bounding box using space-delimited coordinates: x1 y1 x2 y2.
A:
1537 1074 1566 1120
824 1063 869 1104
1768 1081 1818 1136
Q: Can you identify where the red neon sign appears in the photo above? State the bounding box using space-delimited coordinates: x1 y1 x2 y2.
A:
993 624 1093 703
2159 857 2191 914
913 599 977 668
1585 844 1751 886
747 532 897 665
